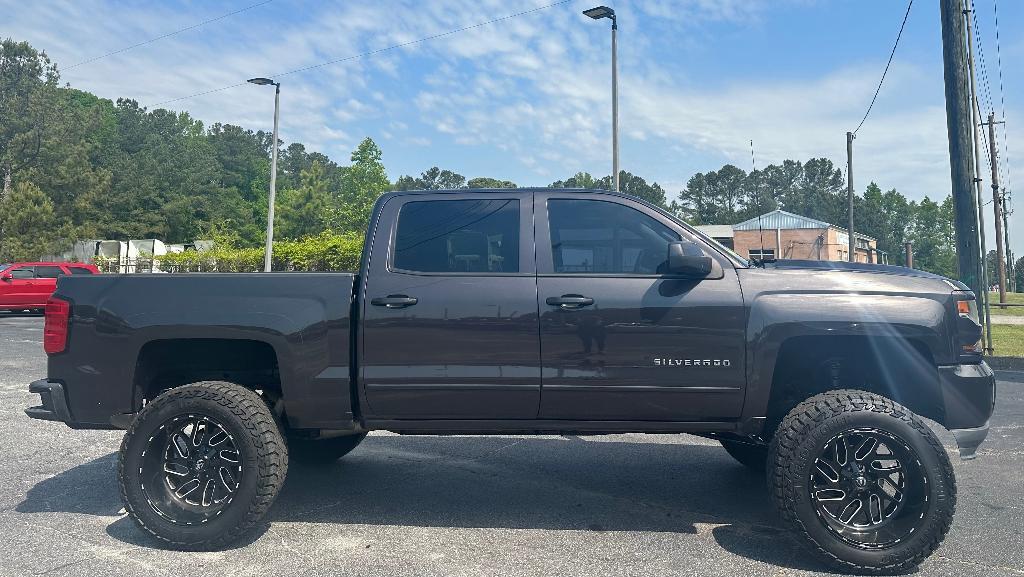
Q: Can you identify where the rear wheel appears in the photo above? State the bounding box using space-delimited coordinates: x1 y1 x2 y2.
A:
769 390 956 573
288 432 367 464
118 381 288 550
719 439 767 471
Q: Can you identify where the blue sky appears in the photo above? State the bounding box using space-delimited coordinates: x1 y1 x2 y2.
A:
4 0 1022 254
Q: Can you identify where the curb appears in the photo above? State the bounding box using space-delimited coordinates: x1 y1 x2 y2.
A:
985 356 1024 371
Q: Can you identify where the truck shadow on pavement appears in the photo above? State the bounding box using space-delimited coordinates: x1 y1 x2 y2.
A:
17 434 829 572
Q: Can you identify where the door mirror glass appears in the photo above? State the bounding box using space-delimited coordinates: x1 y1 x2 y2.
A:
0 272 11 281
667 241 712 278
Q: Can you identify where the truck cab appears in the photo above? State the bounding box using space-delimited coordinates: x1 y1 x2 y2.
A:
359 189 745 425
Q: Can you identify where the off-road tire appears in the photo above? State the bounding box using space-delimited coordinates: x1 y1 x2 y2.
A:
288 432 367 464
768 389 956 574
720 439 768 472
118 381 288 550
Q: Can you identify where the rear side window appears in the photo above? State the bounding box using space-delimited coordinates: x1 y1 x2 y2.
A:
67 266 95 275
9 267 35 279
393 198 519 273
35 266 64 278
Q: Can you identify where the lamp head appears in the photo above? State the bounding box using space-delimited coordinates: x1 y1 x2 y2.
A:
583 6 615 20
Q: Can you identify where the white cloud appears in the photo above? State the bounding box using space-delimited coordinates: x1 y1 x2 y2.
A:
3 0 1022 251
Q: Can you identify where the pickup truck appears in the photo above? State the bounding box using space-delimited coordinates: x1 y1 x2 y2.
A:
27 188 994 573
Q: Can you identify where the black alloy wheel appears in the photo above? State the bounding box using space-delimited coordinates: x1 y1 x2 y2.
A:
810 428 926 549
141 414 244 525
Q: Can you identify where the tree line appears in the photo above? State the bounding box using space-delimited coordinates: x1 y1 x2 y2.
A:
2 38 1002 282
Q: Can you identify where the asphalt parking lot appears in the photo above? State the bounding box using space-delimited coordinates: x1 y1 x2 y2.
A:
1 312 1022 577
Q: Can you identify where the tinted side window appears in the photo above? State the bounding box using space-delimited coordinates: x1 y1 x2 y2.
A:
35 266 64 278
548 199 680 274
394 199 519 273
68 267 95 275
10 267 35 279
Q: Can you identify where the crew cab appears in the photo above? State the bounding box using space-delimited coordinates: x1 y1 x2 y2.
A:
27 189 995 573
0 262 98 312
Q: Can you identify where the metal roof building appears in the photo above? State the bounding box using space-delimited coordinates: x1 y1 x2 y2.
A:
732 209 873 240
698 209 885 264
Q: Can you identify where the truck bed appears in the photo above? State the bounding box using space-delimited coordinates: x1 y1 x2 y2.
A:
46 273 357 430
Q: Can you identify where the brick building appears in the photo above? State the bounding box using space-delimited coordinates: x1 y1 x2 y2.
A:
696 209 885 264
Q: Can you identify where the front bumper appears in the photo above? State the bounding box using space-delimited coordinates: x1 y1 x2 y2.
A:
938 362 996 460
25 379 73 423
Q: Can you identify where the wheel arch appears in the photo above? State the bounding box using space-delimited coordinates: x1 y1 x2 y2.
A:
132 338 283 410
740 293 951 435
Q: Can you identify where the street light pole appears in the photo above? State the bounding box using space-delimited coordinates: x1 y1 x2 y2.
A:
248 77 281 272
584 6 619 192
611 16 619 192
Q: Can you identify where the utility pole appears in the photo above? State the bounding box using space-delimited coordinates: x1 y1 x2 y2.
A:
964 4 992 351
983 112 1008 305
847 131 855 262
1004 192 1013 292
940 0 982 301
905 241 914 269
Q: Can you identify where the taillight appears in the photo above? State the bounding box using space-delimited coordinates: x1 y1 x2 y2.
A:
43 297 70 354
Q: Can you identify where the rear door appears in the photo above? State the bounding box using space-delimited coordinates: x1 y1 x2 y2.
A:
536 192 747 421
31 265 63 305
359 192 540 419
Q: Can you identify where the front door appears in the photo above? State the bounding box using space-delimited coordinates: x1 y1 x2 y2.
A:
360 192 540 419
536 193 747 421
3 266 40 306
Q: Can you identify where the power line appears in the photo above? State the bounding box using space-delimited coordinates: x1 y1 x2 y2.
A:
993 0 1012 205
852 0 913 136
66 0 274 70
151 0 573 108
969 2 995 116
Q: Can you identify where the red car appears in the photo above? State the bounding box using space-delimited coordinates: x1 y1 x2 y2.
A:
0 262 100 312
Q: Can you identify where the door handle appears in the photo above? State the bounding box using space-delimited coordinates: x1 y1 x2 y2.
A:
371 294 418 308
546 294 594 309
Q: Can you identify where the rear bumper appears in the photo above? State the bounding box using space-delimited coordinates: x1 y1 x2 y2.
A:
25 379 73 423
938 362 996 460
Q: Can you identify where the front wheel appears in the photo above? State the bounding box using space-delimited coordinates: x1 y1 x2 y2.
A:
769 390 956 574
118 381 288 550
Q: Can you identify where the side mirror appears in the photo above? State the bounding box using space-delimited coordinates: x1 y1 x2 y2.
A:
667 241 712 278
0 272 11 282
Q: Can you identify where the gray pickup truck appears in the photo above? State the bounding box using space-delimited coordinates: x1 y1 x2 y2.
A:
27 189 994 573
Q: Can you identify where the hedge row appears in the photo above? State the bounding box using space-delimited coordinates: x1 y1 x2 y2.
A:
154 231 364 273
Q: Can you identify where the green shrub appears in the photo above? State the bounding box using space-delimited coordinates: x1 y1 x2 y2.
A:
155 231 363 273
